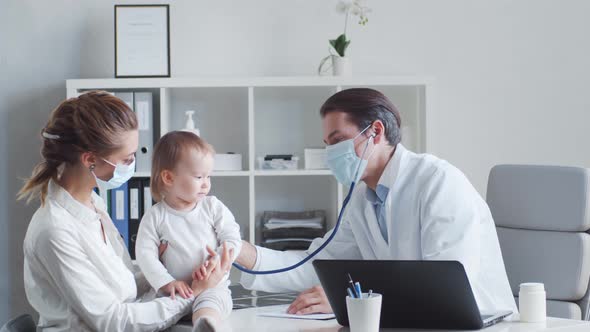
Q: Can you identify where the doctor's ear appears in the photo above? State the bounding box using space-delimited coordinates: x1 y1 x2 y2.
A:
369 120 386 144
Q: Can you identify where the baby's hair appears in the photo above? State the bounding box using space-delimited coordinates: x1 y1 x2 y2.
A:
151 131 215 202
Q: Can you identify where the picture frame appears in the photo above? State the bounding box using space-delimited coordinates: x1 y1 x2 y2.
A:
114 4 171 78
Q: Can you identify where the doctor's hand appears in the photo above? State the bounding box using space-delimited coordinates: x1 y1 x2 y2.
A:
191 243 234 295
287 285 333 315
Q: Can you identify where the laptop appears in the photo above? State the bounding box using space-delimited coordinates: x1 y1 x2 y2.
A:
312 260 512 330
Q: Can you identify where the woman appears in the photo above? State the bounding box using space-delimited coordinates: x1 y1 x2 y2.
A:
18 91 231 331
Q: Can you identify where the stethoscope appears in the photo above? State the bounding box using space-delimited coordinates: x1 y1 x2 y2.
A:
233 131 375 275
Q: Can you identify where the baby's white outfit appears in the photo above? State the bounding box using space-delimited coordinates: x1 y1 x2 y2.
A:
136 196 242 317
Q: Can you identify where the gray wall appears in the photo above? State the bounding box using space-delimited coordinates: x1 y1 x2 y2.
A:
2 0 590 324
0 0 90 323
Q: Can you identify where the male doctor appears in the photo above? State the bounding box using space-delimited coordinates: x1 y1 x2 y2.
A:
235 88 517 315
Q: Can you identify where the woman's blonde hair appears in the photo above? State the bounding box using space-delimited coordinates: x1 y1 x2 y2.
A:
18 91 138 205
151 131 215 202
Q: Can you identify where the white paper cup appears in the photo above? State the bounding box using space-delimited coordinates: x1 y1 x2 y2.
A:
346 293 382 332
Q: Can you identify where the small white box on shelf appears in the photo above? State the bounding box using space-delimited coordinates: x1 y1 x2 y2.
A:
304 148 328 169
257 156 299 170
214 153 243 171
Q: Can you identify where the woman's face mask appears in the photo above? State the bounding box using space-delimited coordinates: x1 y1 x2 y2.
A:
92 157 135 190
325 125 375 186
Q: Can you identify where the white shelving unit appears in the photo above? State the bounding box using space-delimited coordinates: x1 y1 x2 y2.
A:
66 76 433 249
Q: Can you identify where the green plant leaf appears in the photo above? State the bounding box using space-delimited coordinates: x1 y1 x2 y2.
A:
329 39 337 50
342 40 350 56
330 34 350 57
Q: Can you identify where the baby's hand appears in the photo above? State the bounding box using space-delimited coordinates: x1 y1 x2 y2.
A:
193 259 213 281
194 244 234 281
161 280 193 300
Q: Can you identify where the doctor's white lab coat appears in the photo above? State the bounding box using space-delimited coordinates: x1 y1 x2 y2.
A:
241 144 517 313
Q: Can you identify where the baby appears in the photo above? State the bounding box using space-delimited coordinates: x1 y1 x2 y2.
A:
136 131 241 332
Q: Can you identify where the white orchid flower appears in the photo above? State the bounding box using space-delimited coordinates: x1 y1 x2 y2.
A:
336 1 352 13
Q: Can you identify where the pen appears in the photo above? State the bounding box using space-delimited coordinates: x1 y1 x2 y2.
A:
354 281 362 298
347 287 356 298
367 289 373 298
347 273 359 297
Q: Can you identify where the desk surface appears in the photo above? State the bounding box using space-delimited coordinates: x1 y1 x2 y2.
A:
170 307 590 332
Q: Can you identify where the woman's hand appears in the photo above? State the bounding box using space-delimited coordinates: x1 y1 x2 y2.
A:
191 243 234 295
160 280 193 300
287 285 333 315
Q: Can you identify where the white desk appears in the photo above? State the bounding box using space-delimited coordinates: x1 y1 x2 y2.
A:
170 308 590 332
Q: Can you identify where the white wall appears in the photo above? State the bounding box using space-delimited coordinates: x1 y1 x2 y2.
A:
80 0 590 191
2 0 590 322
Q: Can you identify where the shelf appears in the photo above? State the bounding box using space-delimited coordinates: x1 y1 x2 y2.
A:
254 169 332 176
164 87 249 169
67 76 435 90
253 86 332 161
254 176 339 243
67 75 430 256
212 171 250 177
134 171 251 177
133 172 151 178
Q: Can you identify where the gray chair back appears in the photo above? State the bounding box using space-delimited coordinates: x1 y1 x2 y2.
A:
487 165 590 320
0 314 36 332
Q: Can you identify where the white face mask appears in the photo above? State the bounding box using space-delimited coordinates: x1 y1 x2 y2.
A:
92 158 135 190
325 125 375 186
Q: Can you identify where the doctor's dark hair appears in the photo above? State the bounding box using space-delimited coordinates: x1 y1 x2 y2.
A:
319 88 402 146
151 131 215 202
18 91 138 205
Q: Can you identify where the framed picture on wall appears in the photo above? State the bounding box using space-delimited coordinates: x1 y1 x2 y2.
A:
114 4 170 78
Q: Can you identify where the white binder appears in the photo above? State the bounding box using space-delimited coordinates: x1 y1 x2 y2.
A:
133 92 154 173
113 92 134 110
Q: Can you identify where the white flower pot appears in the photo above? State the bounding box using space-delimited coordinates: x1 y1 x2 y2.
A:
332 55 352 76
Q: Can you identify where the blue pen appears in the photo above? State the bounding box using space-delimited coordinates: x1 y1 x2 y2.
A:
354 281 362 298
347 287 356 298
347 274 359 297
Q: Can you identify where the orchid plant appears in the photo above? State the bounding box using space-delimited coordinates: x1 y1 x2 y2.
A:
318 0 371 75
331 0 371 57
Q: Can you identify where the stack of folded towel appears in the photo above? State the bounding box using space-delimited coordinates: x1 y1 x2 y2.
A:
260 210 326 251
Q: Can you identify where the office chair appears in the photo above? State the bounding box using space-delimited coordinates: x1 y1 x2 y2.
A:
0 314 36 332
487 165 590 320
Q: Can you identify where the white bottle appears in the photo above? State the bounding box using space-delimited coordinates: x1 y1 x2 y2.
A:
183 110 201 136
519 283 546 322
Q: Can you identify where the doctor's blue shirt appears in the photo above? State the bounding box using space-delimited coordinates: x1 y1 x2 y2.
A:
366 184 390 243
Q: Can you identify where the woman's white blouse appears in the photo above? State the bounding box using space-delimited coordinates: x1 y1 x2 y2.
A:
23 180 193 331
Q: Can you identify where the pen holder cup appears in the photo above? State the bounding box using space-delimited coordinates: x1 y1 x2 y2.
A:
346 293 382 332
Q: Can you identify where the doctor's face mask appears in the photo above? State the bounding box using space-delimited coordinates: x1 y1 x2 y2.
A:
326 124 375 186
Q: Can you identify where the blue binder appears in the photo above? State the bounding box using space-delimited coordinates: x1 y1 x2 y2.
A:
110 183 129 249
